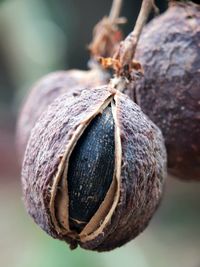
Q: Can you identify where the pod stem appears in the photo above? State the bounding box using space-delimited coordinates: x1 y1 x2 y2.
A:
99 0 156 80
109 0 123 21
115 0 155 68
88 0 126 59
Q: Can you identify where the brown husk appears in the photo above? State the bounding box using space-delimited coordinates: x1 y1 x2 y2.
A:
22 86 166 251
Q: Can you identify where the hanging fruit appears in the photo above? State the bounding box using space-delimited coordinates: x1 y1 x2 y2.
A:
134 0 200 180
21 0 167 251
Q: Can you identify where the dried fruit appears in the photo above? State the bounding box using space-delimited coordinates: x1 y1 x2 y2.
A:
22 85 166 251
21 0 167 251
134 1 200 180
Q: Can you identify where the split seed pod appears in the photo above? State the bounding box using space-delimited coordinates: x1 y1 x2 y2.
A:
134 1 200 180
22 85 166 251
16 69 108 161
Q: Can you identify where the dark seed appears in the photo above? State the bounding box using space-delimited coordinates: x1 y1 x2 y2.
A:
67 105 115 232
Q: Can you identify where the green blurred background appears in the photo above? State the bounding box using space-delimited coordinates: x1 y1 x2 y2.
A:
0 1 200 267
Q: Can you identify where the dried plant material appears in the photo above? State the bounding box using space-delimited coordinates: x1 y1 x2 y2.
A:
89 17 126 58
19 0 167 252
22 86 166 251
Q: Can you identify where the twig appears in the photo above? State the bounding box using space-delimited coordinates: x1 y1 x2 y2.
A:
115 0 155 67
109 0 123 21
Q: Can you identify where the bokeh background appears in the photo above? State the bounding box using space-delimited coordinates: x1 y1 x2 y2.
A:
0 1 200 267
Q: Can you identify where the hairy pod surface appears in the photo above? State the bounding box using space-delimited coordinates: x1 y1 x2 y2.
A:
16 69 109 161
135 1 200 180
22 85 166 251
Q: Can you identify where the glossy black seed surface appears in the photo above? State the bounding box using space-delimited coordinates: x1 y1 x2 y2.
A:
68 105 115 232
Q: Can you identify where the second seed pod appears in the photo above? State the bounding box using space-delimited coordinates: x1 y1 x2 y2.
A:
135 1 200 180
16 68 109 161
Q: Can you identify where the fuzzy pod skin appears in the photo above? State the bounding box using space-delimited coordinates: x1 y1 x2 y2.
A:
16 68 109 161
22 85 166 251
134 1 200 180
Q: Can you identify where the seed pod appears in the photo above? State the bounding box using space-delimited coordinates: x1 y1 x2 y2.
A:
22 85 166 251
16 68 109 161
134 1 200 180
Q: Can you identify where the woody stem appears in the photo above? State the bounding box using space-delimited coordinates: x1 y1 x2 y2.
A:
109 0 123 21
116 0 155 67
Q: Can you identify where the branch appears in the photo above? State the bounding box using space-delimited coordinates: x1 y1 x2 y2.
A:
109 0 123 21
114 0 155 67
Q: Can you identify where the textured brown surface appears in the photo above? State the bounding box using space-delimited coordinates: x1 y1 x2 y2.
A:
16 69 109 162
135 2 200 180
22 86 166 251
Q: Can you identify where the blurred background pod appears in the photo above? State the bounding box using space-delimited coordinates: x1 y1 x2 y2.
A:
16 68 109 162
134 1 200 180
